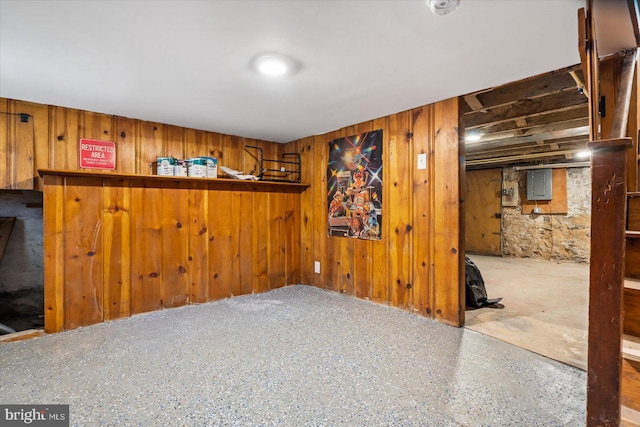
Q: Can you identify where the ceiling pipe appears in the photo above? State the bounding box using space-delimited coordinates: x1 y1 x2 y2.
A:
569 70 589 98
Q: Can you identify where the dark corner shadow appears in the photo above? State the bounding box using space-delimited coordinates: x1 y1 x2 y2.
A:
465 302 505 311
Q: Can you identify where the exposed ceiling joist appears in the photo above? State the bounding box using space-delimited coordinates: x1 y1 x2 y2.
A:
463 63 590 167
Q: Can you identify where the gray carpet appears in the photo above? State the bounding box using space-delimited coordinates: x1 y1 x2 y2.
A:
0 285 586 426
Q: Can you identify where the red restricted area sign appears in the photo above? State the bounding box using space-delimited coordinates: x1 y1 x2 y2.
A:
79 138 116 170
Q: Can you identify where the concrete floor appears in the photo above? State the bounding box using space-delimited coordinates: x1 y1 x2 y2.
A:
465 255 589 370
0 285 585 426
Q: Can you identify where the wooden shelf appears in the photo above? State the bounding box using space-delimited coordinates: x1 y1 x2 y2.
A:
628 231 640 239
624 335 640 363
37 169 310 193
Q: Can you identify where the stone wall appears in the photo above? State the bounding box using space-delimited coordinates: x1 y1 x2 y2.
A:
0 191 44 331
502 167 591 263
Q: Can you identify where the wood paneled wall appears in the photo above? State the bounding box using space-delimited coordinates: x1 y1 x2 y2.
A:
0 97 279 190
7 95 464 330
287 98 464 326
42 171 303 332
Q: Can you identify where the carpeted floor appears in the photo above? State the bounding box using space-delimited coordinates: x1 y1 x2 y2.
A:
0 285 586 426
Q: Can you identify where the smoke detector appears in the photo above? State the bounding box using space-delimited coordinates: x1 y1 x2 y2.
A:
426 0 460 16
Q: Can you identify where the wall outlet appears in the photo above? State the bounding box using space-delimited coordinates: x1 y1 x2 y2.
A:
417 153 427 170
533 207 542 214
314 261 321 274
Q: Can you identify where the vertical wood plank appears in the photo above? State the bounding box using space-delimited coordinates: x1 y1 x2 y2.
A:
388 112 412 308
130 180 163 314
268 193 286 289
102 177 131 320
244 138 262 177
14 100 48 190
207 132 224 163
138 122 164 175
252 192 269 293
185 129 208 160
322 133 340 292
164 124 184 160
81 111 112 142
0 99 8 189
298 138 315 286
224 135 244 172
208 189 233 300
80 111 113 174
352 121 374 300
372 117 390 304
628 58 640 192
51 107 80 171
188 181 209 303
162 181 190 308
5 100 35 190
33 103 51 190
285 191 301 286
43 175 65 332
115 117 137 174
63 176 104 329
229 192 243 297
237 192 253 295
411 106 433 316
433 98 462 326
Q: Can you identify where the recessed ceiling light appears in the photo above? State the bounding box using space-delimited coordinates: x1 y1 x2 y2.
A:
575 150 592 159
251 53 300 77
426 0 460 16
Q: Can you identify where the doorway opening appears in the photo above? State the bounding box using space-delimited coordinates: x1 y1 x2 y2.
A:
0 190 44 335
460 64 591 370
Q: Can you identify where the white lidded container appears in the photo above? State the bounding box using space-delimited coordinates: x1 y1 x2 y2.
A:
201 157 218 178
174 160 188 177
156 157 176 176
187 158 207 178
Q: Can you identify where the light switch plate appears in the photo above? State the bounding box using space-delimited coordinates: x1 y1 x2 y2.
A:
314 261 321 274
417 153 427 170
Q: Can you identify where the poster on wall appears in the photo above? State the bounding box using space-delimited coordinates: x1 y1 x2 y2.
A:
327 129 382 240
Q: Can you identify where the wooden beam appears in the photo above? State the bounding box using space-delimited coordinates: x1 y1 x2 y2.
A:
463 94 485 111
611 49 638 139
628 0 640 48
587 137 632 427
469 118 589 145
465 140 589 162
514 117 527 127
464 90 588 128
466 64 583 111
467 105 588 134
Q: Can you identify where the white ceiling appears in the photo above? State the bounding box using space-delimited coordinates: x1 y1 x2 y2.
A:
0 0 584 143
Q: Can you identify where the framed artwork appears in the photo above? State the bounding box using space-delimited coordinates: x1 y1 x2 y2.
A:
327 129 382 240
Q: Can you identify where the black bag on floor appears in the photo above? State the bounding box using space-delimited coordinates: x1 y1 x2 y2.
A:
465 256 502 308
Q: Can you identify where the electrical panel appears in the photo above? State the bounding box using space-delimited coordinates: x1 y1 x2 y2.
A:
526 169 552 201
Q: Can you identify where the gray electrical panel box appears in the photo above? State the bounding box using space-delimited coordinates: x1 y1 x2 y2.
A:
527 169 552 200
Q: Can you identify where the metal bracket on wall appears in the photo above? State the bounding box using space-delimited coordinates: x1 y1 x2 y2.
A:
245 145 301 183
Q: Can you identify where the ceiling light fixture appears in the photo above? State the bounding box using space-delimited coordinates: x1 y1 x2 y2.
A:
426 0 460 16
251 53 300 77
465 131 481 143
575 150 592 159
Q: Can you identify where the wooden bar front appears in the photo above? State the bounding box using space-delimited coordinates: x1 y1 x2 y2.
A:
40 169 307 333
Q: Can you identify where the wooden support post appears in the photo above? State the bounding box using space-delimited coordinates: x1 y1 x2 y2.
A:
587 137 633 427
